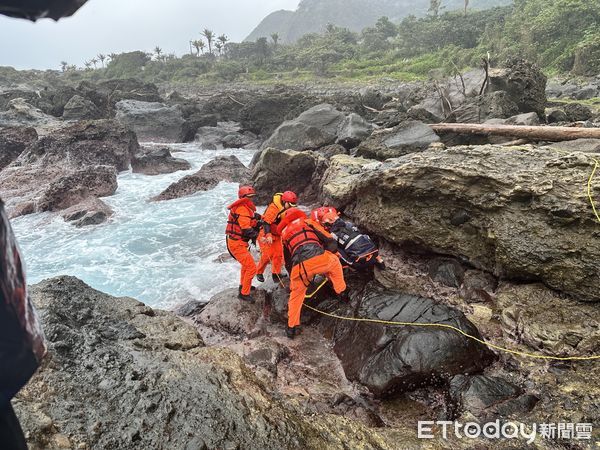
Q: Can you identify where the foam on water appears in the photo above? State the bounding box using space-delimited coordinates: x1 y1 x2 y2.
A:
12 144 257 309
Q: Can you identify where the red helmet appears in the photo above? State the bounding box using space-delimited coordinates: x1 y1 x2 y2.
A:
281 191 298 205
311 206 338 224
322 211 339 225
238 185 256 198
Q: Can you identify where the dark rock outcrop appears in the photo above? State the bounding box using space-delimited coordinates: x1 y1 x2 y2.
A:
339 145 600 301
0 125 37 171
563 102 593 122
0 98 61 131
77 79 163 116
328 283 495 397
262 104 373 151
131 147 191 175
449 375 538 419
153 155 249 201
115 100 185 143
356 121 440 160
251 148 327 204
0 120 138 218
60 197 114 227
16 276 394 450
195 121 260 149
61 95 101 121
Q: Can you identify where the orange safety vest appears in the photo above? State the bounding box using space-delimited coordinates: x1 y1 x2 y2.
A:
226 198 257 241
281 218 323 257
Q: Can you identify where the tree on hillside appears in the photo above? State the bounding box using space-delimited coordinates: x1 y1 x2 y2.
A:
84 61 92 70
271 33 280 46
428 0 443 17
60 61 68 72
464 0 469 15
192 39 205 56
154 46 163 60
202 29 215 54
91 58 98 69
218 34 228 47
255 37 270 66
215 42 223 55
97 54 106 67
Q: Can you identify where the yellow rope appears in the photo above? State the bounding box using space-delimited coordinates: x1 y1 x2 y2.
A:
304 303 600 361
587 157 600 223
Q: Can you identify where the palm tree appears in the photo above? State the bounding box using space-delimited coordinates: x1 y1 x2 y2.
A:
60 61 68 72
464 0 469 15
271 33 280 46
154 46 163 61
215 42 223 55
218 34 228 47
97 54 106 67
84 61 92 70
192 40 203 56
201 29 215 54
428 0 442 17
91 58 98 69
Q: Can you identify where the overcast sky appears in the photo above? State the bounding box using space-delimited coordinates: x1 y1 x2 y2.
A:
0 0 301 70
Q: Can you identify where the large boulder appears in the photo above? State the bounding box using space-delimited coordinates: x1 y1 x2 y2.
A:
0 125 37 171
356 121 440 161
342 145 600 301
195 121 260 150
330 283 494 397
62 94 102 121
563 103 593 122
115 100 185 143
262 103 346 151
60 197 114 227
16 276 394 450
153 155 249 201
131 147 191 175
319 154 378 208
36 166 117 212
77 79 162 115
336 113 375 149
0 98 62 133
251 148 327 204
0 120 138 217
487 58 547 118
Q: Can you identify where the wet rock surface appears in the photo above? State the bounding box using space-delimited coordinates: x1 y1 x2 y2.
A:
131 146 191 175
61 95 101 121
0 125 37 171
152 155 249 201
59 197 113 227
356 120 440 160
343 145 600 301
0 119 137 218
115 100 186 143
16 276 399 450
330 282 495 397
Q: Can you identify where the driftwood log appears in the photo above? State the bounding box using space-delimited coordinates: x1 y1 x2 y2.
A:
431 123 600 142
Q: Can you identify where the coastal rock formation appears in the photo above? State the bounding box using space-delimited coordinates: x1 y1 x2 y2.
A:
115 100 185 143
153 155 249 201
0 125 37 171
131 147 191 175
251 148 328 204
0 120 137 218
61 95 102 121
195 121 260 149
356 120 440 160
60 197 114 227
0 98 62 132
329 283 495 397
16 276 397 450
334 145 600 301
262 104 373 151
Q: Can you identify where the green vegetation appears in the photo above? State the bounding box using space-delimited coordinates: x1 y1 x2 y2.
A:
60 0 600 85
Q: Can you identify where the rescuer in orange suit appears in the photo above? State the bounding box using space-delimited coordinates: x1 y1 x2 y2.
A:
256 191 298 284
277 208 348 339
226 186 260 303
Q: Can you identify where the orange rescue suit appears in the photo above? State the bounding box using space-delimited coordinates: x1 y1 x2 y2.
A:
257 196 287 276
280 216 346 328
226 197 258 296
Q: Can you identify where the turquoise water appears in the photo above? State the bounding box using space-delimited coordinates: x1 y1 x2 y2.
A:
12 144 256 309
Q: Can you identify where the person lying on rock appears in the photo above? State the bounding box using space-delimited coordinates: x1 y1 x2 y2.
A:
277 208 349 339
0 198 46 449
226 186 261 303
311 207 385 271
256 191 298 284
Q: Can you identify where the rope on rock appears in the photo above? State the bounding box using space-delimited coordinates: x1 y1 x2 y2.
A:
304 303 600 362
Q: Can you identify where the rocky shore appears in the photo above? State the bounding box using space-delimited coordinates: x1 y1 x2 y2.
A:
2 60 600 448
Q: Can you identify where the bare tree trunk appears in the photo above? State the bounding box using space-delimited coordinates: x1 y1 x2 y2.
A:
431 123 600 142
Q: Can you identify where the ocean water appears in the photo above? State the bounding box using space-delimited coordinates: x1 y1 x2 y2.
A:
12 144 257 309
